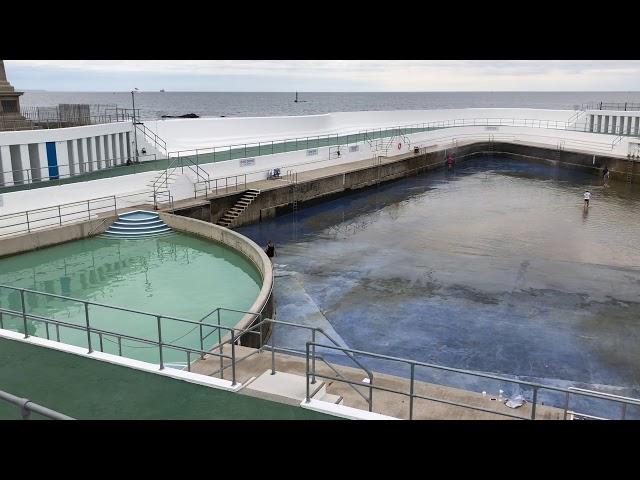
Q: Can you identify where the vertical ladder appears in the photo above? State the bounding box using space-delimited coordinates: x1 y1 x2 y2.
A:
627 158 633 184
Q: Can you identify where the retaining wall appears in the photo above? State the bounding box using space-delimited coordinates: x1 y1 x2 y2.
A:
158 213 274 348
0 216 115 259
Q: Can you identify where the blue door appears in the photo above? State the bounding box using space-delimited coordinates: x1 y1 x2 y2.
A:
46 142 59 180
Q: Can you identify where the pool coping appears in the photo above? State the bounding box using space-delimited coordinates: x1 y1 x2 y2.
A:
0 327 244 392
158 213 274 337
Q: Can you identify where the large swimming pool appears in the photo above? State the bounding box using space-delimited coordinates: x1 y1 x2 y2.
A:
237 156 640 413
0 232 262 365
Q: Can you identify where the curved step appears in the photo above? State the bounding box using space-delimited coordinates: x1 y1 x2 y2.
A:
101 210 172 239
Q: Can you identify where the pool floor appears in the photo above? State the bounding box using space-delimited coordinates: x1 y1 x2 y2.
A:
236 156 640 414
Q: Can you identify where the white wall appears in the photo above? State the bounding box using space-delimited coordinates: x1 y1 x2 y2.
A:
143 108 580 152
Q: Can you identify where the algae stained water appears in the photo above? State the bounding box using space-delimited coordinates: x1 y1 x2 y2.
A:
0 232 261 365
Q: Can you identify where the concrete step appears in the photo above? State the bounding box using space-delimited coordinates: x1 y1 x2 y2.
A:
241 370 325 406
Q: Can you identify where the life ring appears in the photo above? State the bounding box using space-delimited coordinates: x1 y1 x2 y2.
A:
398 142 402 150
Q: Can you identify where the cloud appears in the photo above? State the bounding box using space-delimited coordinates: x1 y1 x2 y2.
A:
5 60 640 91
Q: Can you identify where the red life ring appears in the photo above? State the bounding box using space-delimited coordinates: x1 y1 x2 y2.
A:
398 142 402 150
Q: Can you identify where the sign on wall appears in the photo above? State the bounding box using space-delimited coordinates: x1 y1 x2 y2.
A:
306 149 318 156
240 158 256 167
349 145 359 152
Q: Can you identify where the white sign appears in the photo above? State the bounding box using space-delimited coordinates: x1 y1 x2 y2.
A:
307 149 318 156
240 158 256 167
485 126 499 131
349 145 359 152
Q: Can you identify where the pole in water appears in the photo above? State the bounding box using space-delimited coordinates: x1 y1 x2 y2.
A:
295 92 298 103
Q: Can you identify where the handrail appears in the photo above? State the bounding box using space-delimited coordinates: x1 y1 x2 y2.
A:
0 152 159 190
0 389 75 420
303 342 640 420
0 284 245 384
231 317 374 411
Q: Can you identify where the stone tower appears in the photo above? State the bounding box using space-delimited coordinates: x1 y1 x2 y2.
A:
0 60 25 120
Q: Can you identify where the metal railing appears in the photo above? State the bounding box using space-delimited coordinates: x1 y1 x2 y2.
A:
135 123 167 155
2 279 639 420
0 389 74 420
302 342 640 420
193 173 247 197
0 105 139 131
0 285 253 386
0 153 159 190
582 102 640 111
0 195 117 237
226 318 375 411
0 189 173 238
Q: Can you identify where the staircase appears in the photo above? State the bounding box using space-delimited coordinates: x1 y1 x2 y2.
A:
147 170 179 191
102 211 172 238
216 189 261 228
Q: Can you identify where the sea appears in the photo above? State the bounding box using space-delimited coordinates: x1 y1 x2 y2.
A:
18 91 640 120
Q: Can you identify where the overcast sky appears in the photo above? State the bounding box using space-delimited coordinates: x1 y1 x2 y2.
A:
5 60 640 92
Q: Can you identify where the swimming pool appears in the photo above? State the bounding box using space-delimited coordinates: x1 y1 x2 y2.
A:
237 155 640 410
0 232 262 365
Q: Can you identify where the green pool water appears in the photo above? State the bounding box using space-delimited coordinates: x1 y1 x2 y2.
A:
0 232 262 365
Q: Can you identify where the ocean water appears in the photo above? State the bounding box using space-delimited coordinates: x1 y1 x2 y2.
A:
19 91 640 120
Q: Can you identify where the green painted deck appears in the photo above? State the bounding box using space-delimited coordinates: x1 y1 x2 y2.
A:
0 337 335 420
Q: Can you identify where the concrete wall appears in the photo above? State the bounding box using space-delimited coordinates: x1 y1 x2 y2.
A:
193 139 633 231
0 122 133 186
144 108 578 151
158 213 274 348
0 215 115 259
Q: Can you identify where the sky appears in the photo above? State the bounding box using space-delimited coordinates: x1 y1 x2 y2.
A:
4 60 640 92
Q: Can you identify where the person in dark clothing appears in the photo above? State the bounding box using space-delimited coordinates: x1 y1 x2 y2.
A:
265 240 275 261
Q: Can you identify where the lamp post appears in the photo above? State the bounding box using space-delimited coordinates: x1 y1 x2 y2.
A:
131 88 139 163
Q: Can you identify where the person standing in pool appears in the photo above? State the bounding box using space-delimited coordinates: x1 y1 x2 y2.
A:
265 240 276 262
603 166 610 187
447 154 455 170
583 190 591 209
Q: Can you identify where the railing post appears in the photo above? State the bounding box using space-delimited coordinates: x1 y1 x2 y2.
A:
199 322 204 359
311 329 316 384
531 387 538 420
0 311 3 329
58 205 62 226
305 342 311 403
621 402 627 420
218 310 223 379
20 289 28 338
409 363 415 420
230 329 237 386
271 322 276 375
118 336 122 356
86 200 91 220
84 302 93 353
563 391 570 420
25 211 30 233
157 315 164 370
20 401 32 420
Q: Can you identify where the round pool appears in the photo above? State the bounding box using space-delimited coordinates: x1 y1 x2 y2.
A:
0 232 262 365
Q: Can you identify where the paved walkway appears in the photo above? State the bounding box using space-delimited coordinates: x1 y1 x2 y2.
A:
192 345 565 420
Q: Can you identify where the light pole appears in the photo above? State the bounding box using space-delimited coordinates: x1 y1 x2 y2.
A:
131 88 139 163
